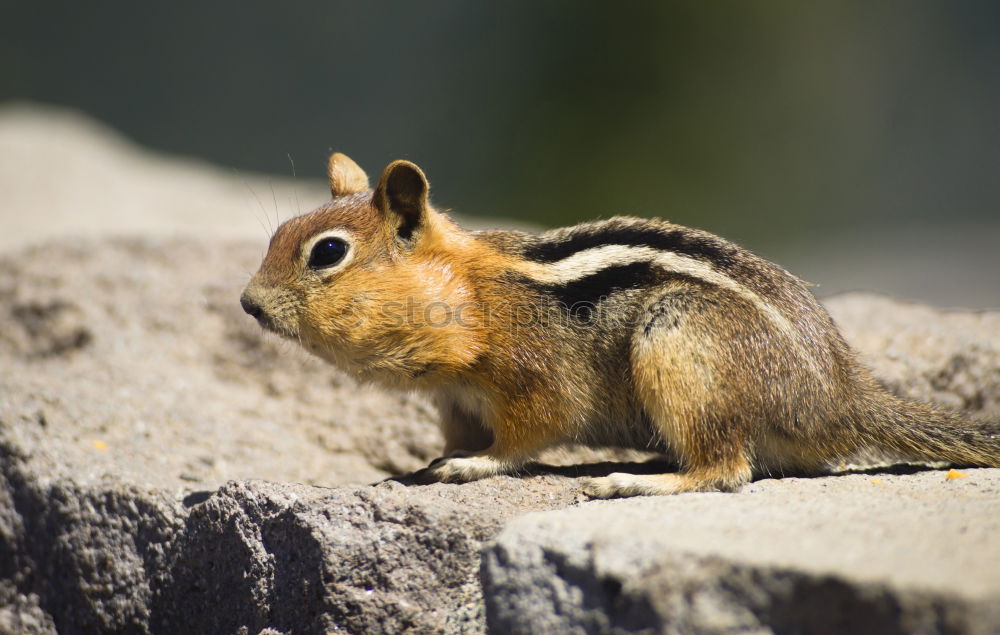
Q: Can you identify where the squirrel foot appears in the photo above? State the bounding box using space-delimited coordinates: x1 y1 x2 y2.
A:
417 451 511 484
582 472 743 498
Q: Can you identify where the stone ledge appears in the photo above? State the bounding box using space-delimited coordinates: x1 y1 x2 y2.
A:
1 236 998 634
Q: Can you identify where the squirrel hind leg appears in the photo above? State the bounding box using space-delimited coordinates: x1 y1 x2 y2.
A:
598 287 757 497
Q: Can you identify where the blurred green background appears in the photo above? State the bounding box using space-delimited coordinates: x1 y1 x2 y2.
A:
2 1 998 304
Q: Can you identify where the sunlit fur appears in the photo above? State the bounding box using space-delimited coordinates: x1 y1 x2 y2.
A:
241 155 1000 497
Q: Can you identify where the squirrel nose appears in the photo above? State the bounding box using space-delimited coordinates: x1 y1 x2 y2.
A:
240 292 264 320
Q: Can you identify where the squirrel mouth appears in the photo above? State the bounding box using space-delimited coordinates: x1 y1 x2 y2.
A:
240 292 297 339
252 313 298 339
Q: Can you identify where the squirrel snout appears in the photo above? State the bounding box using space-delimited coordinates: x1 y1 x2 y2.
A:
240 286 294 337
240 285 293 336
240 292 264 321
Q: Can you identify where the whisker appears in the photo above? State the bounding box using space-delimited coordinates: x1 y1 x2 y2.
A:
287 153 302 215
236 169 273 238
269 178 280 235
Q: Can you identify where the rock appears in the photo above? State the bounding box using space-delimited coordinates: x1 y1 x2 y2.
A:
1 234 998 633
483 469 1000 634
0 237 444 494
153 478 580 634
1 441 582 634
827 294 1000 413
2 106 999 633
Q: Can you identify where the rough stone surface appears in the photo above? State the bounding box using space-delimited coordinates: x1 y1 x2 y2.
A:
0 237 442 493
151 478 580 634
484 470 1000 634
827 295 1000 414
1 105 999 634
1 441 582 634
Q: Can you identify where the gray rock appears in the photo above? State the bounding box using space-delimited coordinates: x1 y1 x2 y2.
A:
0 235 998 634
1 449 581 633
484 469 1000 634
0 580 56 635
151 478 579 634
3 109 1000 633
826 293 1000 414
0 447 182 633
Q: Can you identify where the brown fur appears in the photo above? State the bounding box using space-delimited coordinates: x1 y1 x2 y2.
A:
240 154 1000 497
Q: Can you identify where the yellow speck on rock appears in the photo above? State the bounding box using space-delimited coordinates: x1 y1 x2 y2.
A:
91 440 108 451
945 468 968 481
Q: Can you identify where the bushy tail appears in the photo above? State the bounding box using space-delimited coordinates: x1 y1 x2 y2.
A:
857 391 1000 467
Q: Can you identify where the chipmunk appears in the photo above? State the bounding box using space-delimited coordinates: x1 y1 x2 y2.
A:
240 153 1000 497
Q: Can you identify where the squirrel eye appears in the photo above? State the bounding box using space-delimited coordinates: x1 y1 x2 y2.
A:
308 236 349 269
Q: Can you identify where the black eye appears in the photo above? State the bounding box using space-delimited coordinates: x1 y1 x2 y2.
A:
308 236 349 269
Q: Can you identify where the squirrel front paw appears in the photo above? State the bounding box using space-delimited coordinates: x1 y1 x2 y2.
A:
416 451 508 484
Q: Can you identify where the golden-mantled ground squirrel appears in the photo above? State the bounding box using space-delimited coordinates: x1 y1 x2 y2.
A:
240 153 1000 497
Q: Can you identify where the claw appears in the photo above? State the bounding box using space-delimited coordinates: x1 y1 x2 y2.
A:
427 455 449 469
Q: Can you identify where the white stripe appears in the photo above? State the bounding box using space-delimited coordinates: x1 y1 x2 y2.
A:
528 245 824 377
532 245 721 285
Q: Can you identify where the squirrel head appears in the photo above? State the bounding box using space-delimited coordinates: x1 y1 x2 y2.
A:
241 153 485 384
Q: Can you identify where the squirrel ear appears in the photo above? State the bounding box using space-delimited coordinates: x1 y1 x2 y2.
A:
374 160 429 240
327 153 369 197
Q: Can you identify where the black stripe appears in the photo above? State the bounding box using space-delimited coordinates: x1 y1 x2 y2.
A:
522 225 738 271
543 261 660 310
